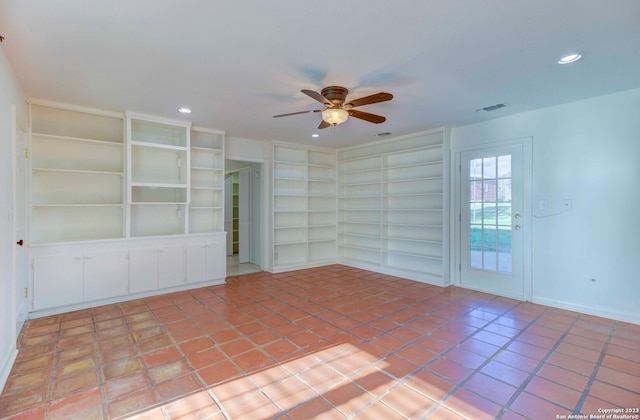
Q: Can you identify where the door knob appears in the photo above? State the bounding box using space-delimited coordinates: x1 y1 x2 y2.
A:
16 239 23 246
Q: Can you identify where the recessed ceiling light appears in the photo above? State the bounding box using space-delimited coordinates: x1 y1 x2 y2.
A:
558 53 582 65
311 134 319 138
178 107 192 114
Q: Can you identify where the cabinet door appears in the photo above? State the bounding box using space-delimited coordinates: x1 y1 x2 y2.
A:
187 242 226 283
33 255 84 310
84 250 129 301
129 248 158 294
158 245 185 289
186 243 207 284
206 241 226 280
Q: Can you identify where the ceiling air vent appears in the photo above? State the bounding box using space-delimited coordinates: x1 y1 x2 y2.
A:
476 103 506 112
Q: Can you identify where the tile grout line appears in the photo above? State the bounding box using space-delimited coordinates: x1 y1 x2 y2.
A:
572 320 617 415
419 301 555 420
496 313 586 419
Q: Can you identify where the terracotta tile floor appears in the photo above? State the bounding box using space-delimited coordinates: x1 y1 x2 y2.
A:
1 265 639 419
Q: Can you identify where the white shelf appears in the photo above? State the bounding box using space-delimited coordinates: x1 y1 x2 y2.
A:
30 103 126 244
337 129 447 284
129 117 189 148
272 144 336 270
189 127 225 234
127 114 195 237
32 133 123 146
130 141 188 151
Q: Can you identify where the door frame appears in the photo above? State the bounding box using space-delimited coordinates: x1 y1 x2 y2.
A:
224 161 264 268
451 137 533 301
11 104 29 339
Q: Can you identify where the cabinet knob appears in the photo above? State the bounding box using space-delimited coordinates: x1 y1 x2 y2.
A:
16 239 24 246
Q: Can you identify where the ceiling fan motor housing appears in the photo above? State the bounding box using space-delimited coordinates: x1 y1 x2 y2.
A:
321 86 349 106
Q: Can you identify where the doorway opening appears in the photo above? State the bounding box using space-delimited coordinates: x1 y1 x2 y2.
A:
225 160 262 276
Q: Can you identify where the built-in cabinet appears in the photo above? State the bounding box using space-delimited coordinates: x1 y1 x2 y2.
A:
28 102 227 315
129 245 185 293
187 240 226 283
272 143 336 271
337 130 447 284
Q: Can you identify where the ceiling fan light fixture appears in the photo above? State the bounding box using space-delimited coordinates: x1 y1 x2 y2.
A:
322 108 349 126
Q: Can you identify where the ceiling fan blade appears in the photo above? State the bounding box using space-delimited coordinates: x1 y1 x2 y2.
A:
301 89 332 106
348 109 386 124
344 92 393 108
273 110 320 118
318 120 331 129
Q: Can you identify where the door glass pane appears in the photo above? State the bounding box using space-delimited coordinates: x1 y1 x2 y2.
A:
484 248 497 270
483 227 497 247
483 157 496 179
467 153 513 273
498 204 511 226
498 250 512 272
470 181 482 202
483 202 496 224
497 179 511 202
497 155 511 178
470 159 482 179
498 227 512 249
470 225 482 269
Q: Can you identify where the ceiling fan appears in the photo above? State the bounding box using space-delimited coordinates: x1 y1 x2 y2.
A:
273 86 393 129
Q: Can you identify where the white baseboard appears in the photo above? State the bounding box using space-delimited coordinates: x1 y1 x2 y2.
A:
533 296 640 325
338 260 446 287
0 345 18 395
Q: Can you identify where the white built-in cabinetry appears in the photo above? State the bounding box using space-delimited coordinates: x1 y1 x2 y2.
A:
272 143 336 271
28 102 227 315
30 104 126 244
337 130 447 284
189 128 225 234
127 113 190 237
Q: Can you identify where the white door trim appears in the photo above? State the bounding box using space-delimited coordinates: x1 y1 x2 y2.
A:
451 137 533 301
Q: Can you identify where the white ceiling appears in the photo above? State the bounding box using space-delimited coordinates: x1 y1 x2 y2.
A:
1 1 639 148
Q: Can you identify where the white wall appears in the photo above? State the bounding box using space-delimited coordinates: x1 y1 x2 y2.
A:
0 46 26 392
451 88 640 324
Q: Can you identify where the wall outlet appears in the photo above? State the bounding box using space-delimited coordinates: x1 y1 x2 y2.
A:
562 199 572 211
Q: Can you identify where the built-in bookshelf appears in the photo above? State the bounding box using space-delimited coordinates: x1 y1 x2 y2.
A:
337 129 446 284
232 172 239 253
126 113 190 237
30 103 125 244
272 143 336 270
28 102 227 315
189 127 225 234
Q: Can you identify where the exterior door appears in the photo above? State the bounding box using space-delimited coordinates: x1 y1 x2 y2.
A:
460 143 528 298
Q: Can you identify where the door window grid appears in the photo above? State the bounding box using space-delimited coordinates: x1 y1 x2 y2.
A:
469 155 512 273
